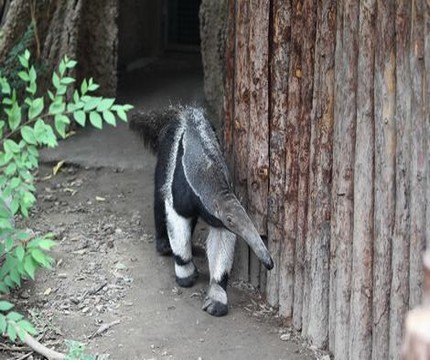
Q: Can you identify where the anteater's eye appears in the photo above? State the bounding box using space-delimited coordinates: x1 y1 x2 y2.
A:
226 216 233 224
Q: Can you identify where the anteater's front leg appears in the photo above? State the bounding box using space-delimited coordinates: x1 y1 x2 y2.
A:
203 227 236 316
165 202 198 287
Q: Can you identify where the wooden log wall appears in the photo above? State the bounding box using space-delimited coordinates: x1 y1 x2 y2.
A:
223 1 429 358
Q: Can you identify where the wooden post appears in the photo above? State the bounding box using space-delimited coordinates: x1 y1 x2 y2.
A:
247 0 270 288
349 1 375 359
390 2 412 359
305 0 336 347
232 0 250 281
278 0 300 318
331 0 359 358
408 0 426 309
372 1 396 360
266 0 290 307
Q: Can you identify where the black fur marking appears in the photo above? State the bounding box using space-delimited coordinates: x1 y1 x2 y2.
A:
173 254 191 266
176 267 198 288
172 135 224 227
156 238 172 256
218 272 229 291
203 300 228 317
153 122 181 256
129 108 180 153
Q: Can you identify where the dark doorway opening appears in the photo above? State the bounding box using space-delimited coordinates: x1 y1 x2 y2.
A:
116 0 204 110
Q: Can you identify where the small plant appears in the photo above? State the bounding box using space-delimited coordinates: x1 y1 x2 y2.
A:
0 49 132 353
65 340 109 360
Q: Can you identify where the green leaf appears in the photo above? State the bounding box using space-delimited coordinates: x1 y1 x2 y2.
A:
59 59 66 76
0 314 6 333
35 239 56 250
26 81 37 95
0 283 9 294
5 237 13 251
24 49 30 60
97 98 115 112
7 322 17 342
18 71 30 82
0 218 13 230
7 102 21 130
10 198 19 215
81 79 88 94
29 66 37 82
102 110 116 126
52 71 60 89
18 54 28 68
9 268 20 286
21 126 37 145
10 177 21 189
24 256 36 280
55 114 70 138
31 249 48 266
116 108 127 122
89 111 102 129
28 97 44 119
73 111 86 126
17 319 37 335
15 246 25 262
6 312 23 322
83 97 101 111
5 162 17 175
4 139 20 153
48 101 65 115
60 77 75 85
21 191 36 209
0 301 14 311
66 59 78 68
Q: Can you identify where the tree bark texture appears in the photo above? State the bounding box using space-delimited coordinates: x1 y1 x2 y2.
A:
224 0 429 358
0 0 118 96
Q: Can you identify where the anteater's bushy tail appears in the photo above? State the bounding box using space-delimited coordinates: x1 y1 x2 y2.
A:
129 107 180 153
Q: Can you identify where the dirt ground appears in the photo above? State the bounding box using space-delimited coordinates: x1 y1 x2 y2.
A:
0 55 322 360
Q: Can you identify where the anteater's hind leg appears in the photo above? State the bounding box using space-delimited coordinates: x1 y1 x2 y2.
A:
154 189 172 255
165 202 198 287
203 227 236 317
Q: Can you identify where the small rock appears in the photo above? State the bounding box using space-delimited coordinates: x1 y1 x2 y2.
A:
58 273 68 279
280 333 291 341
82 307 90 313
115 228 123 235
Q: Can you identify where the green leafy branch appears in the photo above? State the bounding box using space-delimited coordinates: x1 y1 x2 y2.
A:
0 49 132 358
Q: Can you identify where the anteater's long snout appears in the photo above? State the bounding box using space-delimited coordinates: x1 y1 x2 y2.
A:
220 197 274 270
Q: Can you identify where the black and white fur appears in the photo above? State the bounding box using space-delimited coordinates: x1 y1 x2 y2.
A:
130 106 273 316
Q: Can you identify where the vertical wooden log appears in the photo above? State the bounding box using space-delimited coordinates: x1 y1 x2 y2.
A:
305 0 336 348
390 2 412 359
328 1 343 351
296 0 316 340
409 0 426 309
223 0 236 164
266 0 290 307
278 0 300 318
426 0 430 259
372 1 396 359
231 0 250 281
349 1 375 359
331 1 359 358
247 0 270 288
